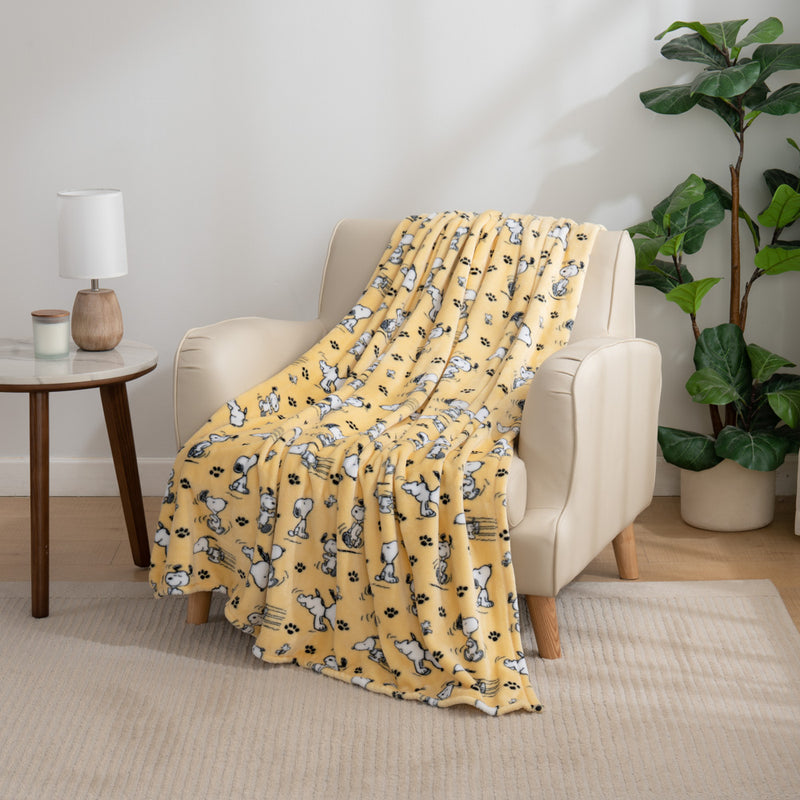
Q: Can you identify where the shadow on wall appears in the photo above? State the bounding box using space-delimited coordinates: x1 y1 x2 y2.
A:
524 64 722 228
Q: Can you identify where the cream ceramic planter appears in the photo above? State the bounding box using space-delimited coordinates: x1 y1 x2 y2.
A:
680 458 776 531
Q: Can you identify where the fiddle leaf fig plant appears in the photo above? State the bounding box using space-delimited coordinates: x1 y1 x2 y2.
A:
630 17 800 472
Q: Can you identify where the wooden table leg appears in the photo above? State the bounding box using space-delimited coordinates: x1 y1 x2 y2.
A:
29 391 49 618
100 382 151 568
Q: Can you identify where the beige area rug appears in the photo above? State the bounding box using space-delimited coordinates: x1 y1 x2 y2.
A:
1 580 798 800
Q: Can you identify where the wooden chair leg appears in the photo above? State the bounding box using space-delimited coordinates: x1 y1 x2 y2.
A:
187 591 212 625
525 595 561 659
612 523 639 580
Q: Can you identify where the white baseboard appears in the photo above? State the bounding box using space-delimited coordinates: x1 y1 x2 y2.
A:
0 454 796 498
0 457 174 497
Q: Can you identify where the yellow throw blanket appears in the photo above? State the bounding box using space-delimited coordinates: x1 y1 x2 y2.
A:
151 210 601 715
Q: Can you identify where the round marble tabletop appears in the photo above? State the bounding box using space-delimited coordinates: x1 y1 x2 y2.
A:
0 339 158 390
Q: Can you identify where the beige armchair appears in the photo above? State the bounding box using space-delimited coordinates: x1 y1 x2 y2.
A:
173 219 662 658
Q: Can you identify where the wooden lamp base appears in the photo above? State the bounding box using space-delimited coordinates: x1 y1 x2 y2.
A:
71 288 124 351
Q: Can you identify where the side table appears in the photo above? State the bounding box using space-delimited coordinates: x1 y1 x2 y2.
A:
0 339 158 617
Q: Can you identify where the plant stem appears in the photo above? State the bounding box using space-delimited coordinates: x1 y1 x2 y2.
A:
739 267 765 331
729 102 746 331
729 160 742 329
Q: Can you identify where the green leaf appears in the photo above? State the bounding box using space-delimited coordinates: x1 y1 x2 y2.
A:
789 138 800 153
703 20 749 51
758 184 800 228
763 168 800 196
661 33 728 67
747 343 796 382
665 277 721 314
680 188 728 253
659 232 687 258
627 219 663 238
655 21 717 45
686 367 742 405
664 173 707 216
690 62 762 99
762 372 800 390
651 177 727 254
630 235 667 270
754 246 800 274
694 324 751 411
767 389 800 429
714 426 793 470
696 95 741 130
658 20 748 51
747 83 800 119
754 43 800 81
657 426 723 471
635 259 695 294
732 17 783 58
640 84 700 115
636 268 673 294
741 81 770 111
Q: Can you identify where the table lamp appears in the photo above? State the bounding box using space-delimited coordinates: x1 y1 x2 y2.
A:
57 189 128 351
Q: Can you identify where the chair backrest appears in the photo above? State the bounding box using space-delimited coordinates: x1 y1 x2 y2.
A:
317 219 636 340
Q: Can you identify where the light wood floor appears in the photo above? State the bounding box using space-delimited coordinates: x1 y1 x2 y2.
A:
1 495 798 630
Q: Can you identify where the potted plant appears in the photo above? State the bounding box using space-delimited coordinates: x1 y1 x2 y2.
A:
629 17 800 530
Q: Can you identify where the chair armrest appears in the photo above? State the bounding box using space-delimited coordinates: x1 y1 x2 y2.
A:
512 336 662 594
173 316 325 448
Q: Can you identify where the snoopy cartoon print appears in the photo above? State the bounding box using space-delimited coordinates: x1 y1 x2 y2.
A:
153 522 170 549
257 490 277 533
228 453 258 494
552 259 582 298
242 543 285 589
473 564 494 608
389 232 414 264
448 225 469 251
400 264 417 291
352 636 387 667
297 589 337 632
259 389 280 416
186 432 236 460
319 534 337 576
434 535 452 585
198 490 227 534
442 355 474 380
164 565 192 595
341 503 365 549
288 497 314 539
342 304 372 333
349 331 373 356
548 221 571 250
504 217 523 245
426 284 442 322
461 460 483 501
375 540 399 583
227 399 246 427
401 477 439 518
394 634 443 675
319 359 346 393
193 536 224 564
461 616 484 662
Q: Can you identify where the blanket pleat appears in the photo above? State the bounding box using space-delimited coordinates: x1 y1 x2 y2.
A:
151 210 601 714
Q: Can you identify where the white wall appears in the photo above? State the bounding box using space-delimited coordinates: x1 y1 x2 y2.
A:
1 0 798 495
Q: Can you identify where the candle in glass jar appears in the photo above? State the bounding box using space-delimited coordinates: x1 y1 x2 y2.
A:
32 309 71 358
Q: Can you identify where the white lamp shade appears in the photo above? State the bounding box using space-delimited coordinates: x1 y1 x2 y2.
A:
58 189 128 280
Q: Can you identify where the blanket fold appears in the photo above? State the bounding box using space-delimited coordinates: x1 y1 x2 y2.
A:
151 210 601 715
